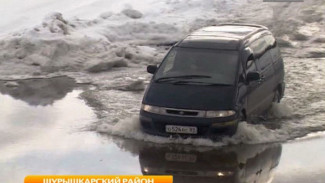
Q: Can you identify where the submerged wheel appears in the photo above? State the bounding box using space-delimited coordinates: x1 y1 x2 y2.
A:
228 112 244 136
273 90 280 103
240 111 246 121
228 124 238 136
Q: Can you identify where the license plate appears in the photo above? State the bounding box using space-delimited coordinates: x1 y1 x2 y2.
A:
165 153 197 163
165 125 198 134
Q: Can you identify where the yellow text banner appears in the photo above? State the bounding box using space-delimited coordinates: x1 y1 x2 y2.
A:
25 175 173 183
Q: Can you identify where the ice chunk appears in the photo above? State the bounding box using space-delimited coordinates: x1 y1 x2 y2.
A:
123 80 145 91
42 12 70 35
122 9 143 19
87 59 128 73
4 81 19 87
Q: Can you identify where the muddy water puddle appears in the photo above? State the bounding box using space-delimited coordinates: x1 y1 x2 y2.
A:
0 76 325 183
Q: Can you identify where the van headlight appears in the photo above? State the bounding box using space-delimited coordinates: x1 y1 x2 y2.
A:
141 104 161 114
141 104 235 118
205 110 236 118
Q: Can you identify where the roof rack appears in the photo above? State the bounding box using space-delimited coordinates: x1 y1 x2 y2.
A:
217 23 268 30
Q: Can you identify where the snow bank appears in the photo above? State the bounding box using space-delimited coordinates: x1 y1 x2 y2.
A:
0 7 180 76
1 0 324 78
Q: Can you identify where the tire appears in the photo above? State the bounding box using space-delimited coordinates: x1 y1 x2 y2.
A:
228 124 238 136
228 113 243 136
239 111 246 121
273 90 280 103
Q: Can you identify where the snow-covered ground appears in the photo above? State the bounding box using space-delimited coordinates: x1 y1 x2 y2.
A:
0 0 325 146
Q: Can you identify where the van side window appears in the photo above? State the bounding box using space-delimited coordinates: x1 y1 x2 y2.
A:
250 37 273 71
250 38 268 57
263 35 280 62
162 49 176 73
269 43 281 62
257 50 272 70
264 35 276 48
247 60 254 69
247 59 257 73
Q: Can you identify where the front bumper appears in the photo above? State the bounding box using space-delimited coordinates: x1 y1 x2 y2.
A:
139 110 239 138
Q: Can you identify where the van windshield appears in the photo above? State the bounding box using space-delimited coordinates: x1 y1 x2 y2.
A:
154 47 239 85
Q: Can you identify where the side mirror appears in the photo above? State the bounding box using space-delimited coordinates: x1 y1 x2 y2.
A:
246 72 261 82
147 65 158 74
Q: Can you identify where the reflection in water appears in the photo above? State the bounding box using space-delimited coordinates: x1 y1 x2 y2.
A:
0 76 89 157
113 138 282 183
0 76 76 106
0 88 100 183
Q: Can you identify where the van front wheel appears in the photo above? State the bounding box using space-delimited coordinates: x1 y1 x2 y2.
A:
228 124 238 136
228 113 243 136
273 90 280 103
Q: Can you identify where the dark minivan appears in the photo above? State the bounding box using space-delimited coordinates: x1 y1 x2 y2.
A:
140 24 285 137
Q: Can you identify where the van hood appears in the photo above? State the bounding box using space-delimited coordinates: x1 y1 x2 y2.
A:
143 82 237 110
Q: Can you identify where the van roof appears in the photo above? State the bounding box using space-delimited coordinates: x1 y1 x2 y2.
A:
176 24 268 50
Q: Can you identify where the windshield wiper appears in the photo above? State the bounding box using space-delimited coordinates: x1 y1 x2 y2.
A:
172 80 232 86
155 75 211 83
